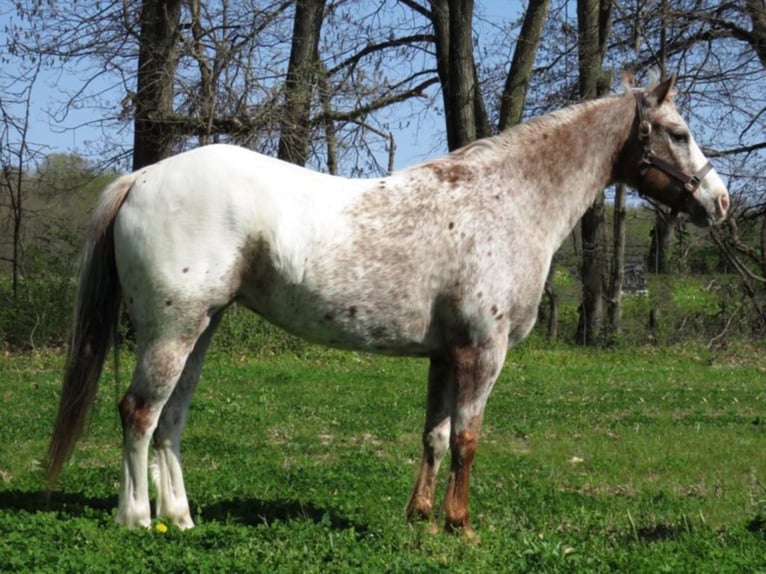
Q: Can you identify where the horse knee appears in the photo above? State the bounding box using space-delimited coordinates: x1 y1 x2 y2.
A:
424 419 450 461
451 429 478 467
119 392 153 438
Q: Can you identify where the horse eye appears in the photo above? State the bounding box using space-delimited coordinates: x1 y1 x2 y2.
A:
668 130 689 144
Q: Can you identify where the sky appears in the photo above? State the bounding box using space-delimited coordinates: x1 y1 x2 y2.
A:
1 1 523 174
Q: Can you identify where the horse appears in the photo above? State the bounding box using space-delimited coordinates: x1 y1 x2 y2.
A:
46 76 729 538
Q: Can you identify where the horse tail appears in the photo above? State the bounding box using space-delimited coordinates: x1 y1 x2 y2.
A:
46 173 135 488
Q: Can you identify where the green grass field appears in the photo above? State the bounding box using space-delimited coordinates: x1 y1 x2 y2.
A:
1 341 766 572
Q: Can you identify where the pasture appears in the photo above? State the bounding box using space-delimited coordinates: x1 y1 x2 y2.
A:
1 338 766 572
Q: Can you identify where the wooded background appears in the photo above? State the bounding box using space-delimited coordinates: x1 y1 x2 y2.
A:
1 0 765 349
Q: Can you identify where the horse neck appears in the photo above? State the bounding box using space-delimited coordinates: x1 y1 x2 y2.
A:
494 94 634 253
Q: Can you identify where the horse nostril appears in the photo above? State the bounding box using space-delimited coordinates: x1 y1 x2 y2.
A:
718 193 730 216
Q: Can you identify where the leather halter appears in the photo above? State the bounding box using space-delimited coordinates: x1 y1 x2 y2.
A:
633 91 713 194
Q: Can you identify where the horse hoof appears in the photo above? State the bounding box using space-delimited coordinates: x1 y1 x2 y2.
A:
444 521 477 543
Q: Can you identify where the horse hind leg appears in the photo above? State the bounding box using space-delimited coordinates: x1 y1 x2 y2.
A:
116 314 212 528
151 311 223 529
441 340 507 539
406 354 453 531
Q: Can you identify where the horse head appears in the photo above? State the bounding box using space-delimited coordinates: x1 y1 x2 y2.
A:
619 76 729 227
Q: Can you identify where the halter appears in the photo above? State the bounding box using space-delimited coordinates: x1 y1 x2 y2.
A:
633 91 713 194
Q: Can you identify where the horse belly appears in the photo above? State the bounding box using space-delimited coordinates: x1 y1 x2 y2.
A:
228 213 439 353
235 276 434 356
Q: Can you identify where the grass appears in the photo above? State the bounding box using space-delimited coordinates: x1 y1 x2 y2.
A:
1 341 766 572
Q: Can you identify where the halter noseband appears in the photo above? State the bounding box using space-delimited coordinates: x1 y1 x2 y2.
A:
633 91 713 194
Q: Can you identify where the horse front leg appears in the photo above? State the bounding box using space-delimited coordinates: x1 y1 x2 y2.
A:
441 340 506 539
406 354 453 531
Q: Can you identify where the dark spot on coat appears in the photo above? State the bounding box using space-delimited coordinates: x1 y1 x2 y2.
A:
165 300 173 307
425 160 476 186
182 267 189 273
477 292 483 299
347 306 357 318
324 313 334 321
496 313 504 321
491 305 498 315
448 221 455 230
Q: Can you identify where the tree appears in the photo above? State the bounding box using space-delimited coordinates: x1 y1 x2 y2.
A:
0 58 41 298
8 1 442 175
499 0 552 130
131 0 183 170
278 0 327 165
427 0 489 150
574 0 612 345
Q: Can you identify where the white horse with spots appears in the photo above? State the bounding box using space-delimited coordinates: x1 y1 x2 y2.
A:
47 77 728 537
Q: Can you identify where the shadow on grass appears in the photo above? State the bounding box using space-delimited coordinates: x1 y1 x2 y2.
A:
200 497 369 533
0 489 117 516
0 489 369 534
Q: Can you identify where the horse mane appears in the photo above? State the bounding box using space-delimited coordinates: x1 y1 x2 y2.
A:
412 88 636 172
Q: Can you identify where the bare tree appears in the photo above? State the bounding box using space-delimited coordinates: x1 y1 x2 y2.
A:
278 0 327 165
132 0 183 170
606 184 627 338
498 0 552 130
574 0 612 345
0 59 41 297
427 0 488 150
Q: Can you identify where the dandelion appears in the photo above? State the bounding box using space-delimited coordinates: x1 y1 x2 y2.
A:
156 523 168 534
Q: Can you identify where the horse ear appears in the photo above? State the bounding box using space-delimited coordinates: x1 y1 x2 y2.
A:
620 70 635 91
650 74 676 104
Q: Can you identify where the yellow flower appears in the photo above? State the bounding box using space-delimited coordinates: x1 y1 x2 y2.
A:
155 523 168 534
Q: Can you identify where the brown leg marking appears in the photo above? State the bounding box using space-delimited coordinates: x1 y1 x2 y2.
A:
118 392 152 439
406 356 452 532
406 417 450 533
407 457 441 533
443 428 479 539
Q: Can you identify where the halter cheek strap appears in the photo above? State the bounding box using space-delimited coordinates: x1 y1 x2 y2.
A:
633 92 713 194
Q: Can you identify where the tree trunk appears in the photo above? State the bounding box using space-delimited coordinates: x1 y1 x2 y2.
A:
431 0 486 151
646 210 676 274
132 0 183 171
189 0 215 146
2 166 23 299
498 0 551 130
317 62 338 175
574 0 612 345
277 0 327 166
576 192 608 345
544 265 559 340
745 0 766 67
606 184 627 339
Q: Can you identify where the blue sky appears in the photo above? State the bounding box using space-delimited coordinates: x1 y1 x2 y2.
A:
1 1 523 173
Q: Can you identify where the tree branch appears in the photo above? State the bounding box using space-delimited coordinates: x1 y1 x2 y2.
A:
704 141 766 158
326 34 436 77
397 0 432 20
314 76 440 124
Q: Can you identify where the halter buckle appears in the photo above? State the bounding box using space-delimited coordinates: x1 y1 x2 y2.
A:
684 177 700 193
